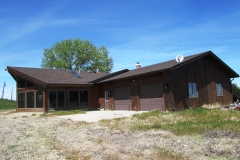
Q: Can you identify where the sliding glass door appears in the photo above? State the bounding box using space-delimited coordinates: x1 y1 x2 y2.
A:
48 90 65 110
69 90 89 109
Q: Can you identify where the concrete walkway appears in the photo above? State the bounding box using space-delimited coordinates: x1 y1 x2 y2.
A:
58 110 147 122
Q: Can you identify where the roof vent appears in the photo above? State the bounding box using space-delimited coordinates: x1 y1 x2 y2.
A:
136 62 141 69
70 70 82 78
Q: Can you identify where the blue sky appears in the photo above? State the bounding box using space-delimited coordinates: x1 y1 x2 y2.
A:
1 0 240 100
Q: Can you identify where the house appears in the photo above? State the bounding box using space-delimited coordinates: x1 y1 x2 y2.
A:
7 51 239 112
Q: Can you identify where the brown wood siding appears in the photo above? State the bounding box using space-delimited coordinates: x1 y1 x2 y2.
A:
109 96 114 110
169 56 234 110
163 71 172 111
131 81 139 111
89 87 98 110
195 72 209 107
171 68 189 110
188 72 198 107
97 72 165 111
206 74 216 104
97 56 233 111
222 75 232 104
99 98 105 109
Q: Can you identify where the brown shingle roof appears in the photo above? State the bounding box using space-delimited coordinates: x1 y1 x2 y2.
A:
7 51 239 86
98 51 239 82
7 67 108 85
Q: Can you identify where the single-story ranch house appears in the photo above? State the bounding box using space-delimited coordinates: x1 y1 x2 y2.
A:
7 51 239 112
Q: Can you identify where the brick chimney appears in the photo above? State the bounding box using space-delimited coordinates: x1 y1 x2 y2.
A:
136 62 141 69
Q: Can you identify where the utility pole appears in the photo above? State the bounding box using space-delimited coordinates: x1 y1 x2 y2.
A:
1 82 6 99
11 87 13 100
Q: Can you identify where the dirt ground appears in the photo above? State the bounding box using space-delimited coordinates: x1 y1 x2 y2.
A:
0 110 239 160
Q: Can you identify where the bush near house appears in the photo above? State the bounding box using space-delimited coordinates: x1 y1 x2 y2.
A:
0 99 16 110
232 83 240 101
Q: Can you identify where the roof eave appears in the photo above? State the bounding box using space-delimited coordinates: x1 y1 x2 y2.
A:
98 68 172 83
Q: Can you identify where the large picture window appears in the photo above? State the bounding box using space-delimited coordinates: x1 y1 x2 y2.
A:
188 82 198 98
216 84 223 96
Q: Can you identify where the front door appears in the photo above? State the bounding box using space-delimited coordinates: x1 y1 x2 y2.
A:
104 91 109 110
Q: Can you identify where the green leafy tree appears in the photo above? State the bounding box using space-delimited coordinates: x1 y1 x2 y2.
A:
232 83 240 101
41 39 113 72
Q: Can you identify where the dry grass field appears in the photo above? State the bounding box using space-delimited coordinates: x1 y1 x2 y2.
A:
0 106 239 160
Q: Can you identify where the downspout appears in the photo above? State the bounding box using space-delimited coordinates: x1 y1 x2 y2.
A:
170 69 174 111
45 85 49 113
230 78 234 102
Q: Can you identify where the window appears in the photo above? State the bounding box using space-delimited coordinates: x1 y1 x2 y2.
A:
18 93 25 108
36 91 43 108
105 91 109 100
58 91 65 108
26 80 34 87
80 91 88 107
188 82 198 98
69 91 79 109
26 92 34 108
17 77 25 88
216 84 223 96
49 91 65 109
49 91 57 108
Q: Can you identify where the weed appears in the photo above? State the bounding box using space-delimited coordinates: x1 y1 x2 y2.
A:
53 139 90 160
40 110 86 118
8 145 19 150
202 103 222 109
3 110 16 115
157 149 187 160
133 110 162 120
97 138 104 144
21 132 32 138
75 121 89 126
203 129 240 139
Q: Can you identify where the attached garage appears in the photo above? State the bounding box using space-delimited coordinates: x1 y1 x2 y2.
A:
114 88 131 110
139 83 164 111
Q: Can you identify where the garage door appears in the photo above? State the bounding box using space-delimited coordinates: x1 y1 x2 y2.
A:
114 88 131 110
139 83 164 111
